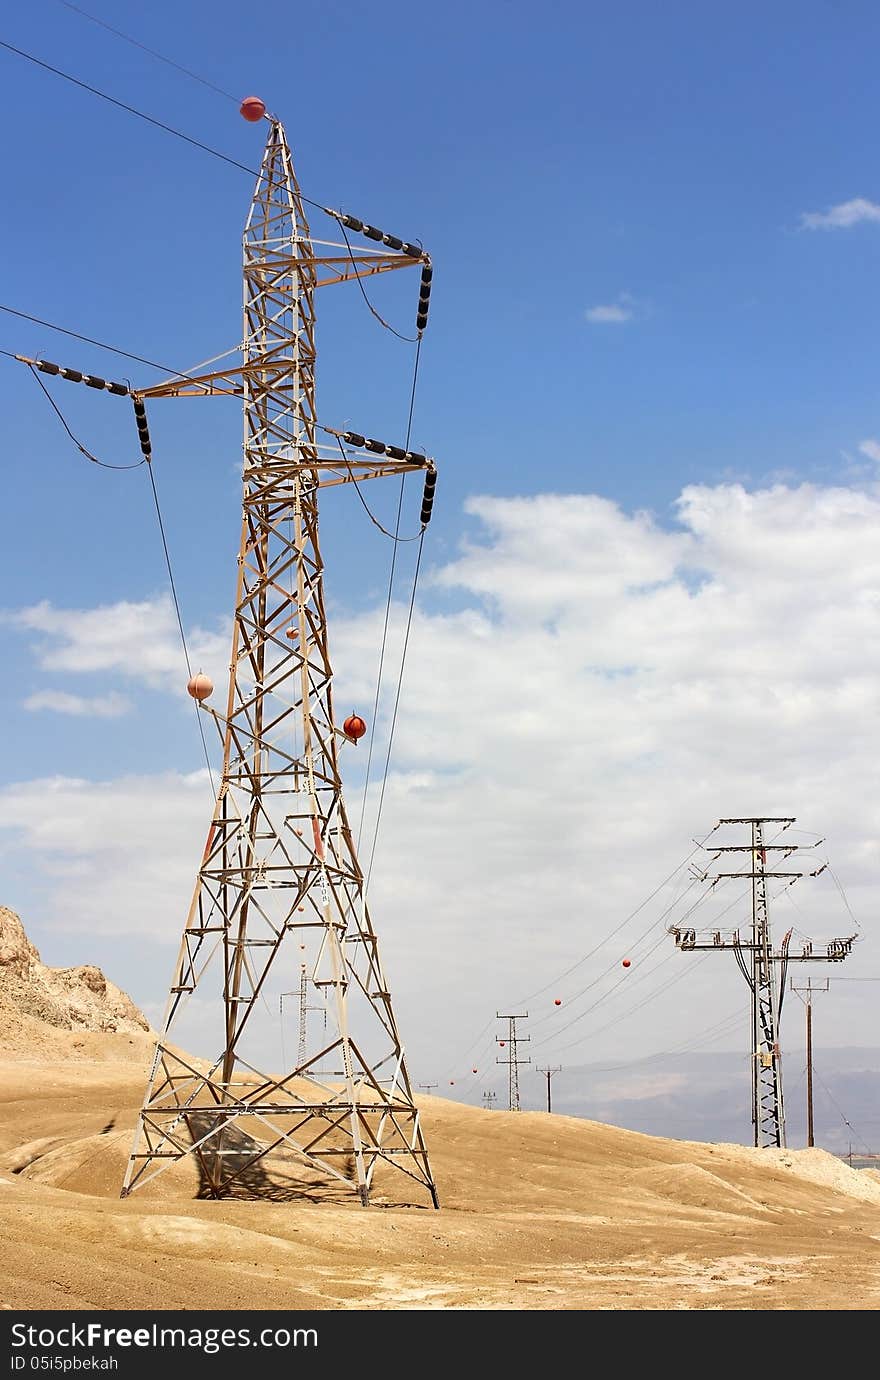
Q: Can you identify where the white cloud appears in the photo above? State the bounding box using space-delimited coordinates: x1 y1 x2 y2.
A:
858 439 880 463
23 690 131 718
2 479 879 1085
4 596 229 697
586 300 633 323
0 770 211 940
800 197 880 230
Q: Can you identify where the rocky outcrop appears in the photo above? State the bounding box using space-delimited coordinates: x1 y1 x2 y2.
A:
0 906 150 1037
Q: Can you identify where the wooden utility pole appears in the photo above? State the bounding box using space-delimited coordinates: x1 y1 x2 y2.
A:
536 1065 562 1113
790 977 829 1148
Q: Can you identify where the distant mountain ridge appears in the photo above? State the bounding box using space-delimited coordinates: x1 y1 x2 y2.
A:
550 1046 880 1155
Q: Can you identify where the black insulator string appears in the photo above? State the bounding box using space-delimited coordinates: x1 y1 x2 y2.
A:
143 457 217 798
357 337 423 854
336 217 419 343
54 0 241 104
27 365 145 469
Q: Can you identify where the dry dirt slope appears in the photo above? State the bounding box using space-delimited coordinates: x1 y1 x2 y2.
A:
1 908 879 1311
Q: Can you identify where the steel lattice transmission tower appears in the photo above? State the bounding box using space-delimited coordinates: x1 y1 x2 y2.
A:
122 116 439 1207
670 816 855 1149
496 1013 530 1111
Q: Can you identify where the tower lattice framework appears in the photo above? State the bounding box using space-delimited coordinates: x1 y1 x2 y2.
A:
122 118 439 1207
671 816 855 1149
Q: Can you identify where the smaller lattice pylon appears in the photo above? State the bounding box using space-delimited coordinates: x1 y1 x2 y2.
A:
496 1013 530 1111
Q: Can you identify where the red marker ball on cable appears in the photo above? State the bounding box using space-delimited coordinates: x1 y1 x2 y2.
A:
240 96 267 122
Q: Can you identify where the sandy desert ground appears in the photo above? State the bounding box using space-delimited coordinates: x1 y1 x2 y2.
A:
2 907 880 1312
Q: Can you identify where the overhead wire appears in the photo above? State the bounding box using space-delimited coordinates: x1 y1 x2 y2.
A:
530 862 810 1058
357 337 424 853
7 341 219 794
5 24 442 1013
510 825 722 1011
810 1064 874 1155
332 436 424 543
533 931 698 1056
53 0 241 104
26 365 145 470
336 217 419 343
143 453 218 797
827 866 863 932
434 841 727 1080
0 41 424 345
364 531 426 895
0 302 200 378
0 39 266 178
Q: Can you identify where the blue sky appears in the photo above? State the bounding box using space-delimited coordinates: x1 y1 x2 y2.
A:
1 1 879 1137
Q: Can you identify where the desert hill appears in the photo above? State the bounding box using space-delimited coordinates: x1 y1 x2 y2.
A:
0 906 156 1062
1 910 879 1311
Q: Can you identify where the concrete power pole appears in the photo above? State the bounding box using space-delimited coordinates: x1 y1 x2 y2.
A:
670 817 855 1149
496 1013 530 1111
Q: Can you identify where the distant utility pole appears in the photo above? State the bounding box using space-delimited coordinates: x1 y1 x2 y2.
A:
670 816 855 1150
496 1013 530 1111
790 977 829 1148
482 1090 498 1110
536 1065 562 1113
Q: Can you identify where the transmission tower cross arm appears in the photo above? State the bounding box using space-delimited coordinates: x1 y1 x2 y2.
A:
669 927 856 960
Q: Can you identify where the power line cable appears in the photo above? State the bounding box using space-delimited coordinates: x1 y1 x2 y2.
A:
0 303 197 377
27 365 145 470
536 868 803 1056
53 0 240 103
811 1064 874 1155
0 39 266 180
332 436 424 543
0 41 426 347
357 338 423 852
17 344 218 793
336 216 418 343
0 38 426 257
143 457 217 796
511 829 721 1010
827 866 862 931
364 530 426 894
